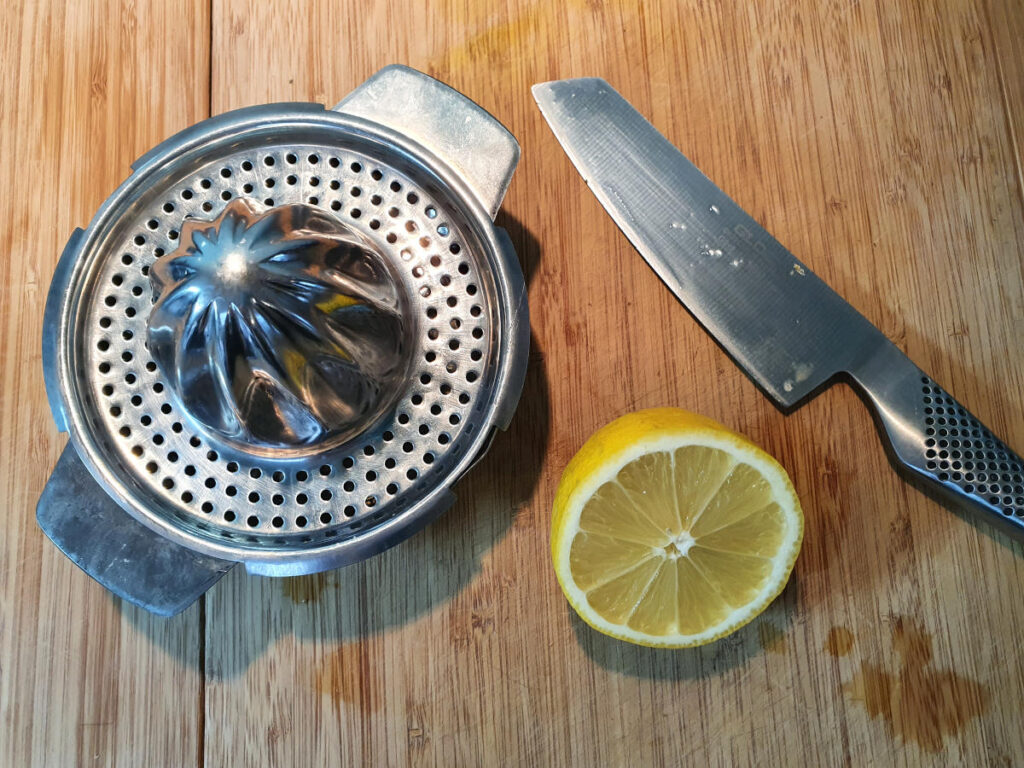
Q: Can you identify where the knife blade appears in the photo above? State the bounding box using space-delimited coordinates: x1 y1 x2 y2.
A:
534 77 1024 542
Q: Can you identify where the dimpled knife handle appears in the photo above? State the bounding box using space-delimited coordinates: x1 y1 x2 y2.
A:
849 338 1024 541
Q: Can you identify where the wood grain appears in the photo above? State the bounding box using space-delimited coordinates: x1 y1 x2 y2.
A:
0 2 211 767
2 0 1022 765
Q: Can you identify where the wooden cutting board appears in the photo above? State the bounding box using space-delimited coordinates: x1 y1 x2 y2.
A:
2 0 1022 765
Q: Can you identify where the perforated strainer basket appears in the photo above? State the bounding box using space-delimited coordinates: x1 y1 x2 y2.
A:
38 66 529 616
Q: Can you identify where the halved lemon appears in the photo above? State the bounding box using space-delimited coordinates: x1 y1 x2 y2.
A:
552 408 803 647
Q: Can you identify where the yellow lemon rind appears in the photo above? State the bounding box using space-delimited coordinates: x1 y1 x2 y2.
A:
551 408 803 648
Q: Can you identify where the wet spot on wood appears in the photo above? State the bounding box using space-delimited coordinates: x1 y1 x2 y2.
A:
282 572 328 604
757 623 787 654
825 626 854 657
843 616 988 753
431 9 542 71
430 0 630 73
314 642 381 714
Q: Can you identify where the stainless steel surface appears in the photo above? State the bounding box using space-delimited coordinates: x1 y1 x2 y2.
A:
534 77 1024 540
43 227 83 433
337 65 519 220
148 199 408 455
37 445 234 617
38 66 529 612
532 77 879 408
848 341 1024 539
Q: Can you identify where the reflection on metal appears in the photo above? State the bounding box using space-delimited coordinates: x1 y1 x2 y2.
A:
148 199 408 456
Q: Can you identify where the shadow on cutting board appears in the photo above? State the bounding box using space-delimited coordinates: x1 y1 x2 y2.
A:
569 576 800 681
116 213 550 675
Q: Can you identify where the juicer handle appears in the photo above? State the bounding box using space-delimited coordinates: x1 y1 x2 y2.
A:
37 445 235 616
849 338 1024 542
334 65 520 220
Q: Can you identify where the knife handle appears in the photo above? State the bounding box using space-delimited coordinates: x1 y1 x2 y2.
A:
849 340 1024 541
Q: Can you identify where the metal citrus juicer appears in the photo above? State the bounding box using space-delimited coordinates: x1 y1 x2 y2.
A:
38 65 529 615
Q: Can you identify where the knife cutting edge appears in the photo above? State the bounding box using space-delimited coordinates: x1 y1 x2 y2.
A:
532 77 1024 542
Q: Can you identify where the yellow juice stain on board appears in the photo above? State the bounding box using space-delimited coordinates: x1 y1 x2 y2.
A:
825 626 854 657
757 622 788 654
844 617 989 753
314 643 381 715
431 7 542 72
282 572 329 604
431 0 628 73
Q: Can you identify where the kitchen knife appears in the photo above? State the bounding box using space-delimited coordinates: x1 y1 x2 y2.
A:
533 77 1024 541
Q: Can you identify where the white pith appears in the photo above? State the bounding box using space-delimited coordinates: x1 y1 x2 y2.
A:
555 432 802 646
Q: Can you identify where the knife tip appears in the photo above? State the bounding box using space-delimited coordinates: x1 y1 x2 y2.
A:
530 81 551 104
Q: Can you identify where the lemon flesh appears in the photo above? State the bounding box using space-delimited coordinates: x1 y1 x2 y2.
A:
552 408 803 648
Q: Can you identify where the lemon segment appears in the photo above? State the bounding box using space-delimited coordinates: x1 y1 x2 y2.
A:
551 408 803 648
